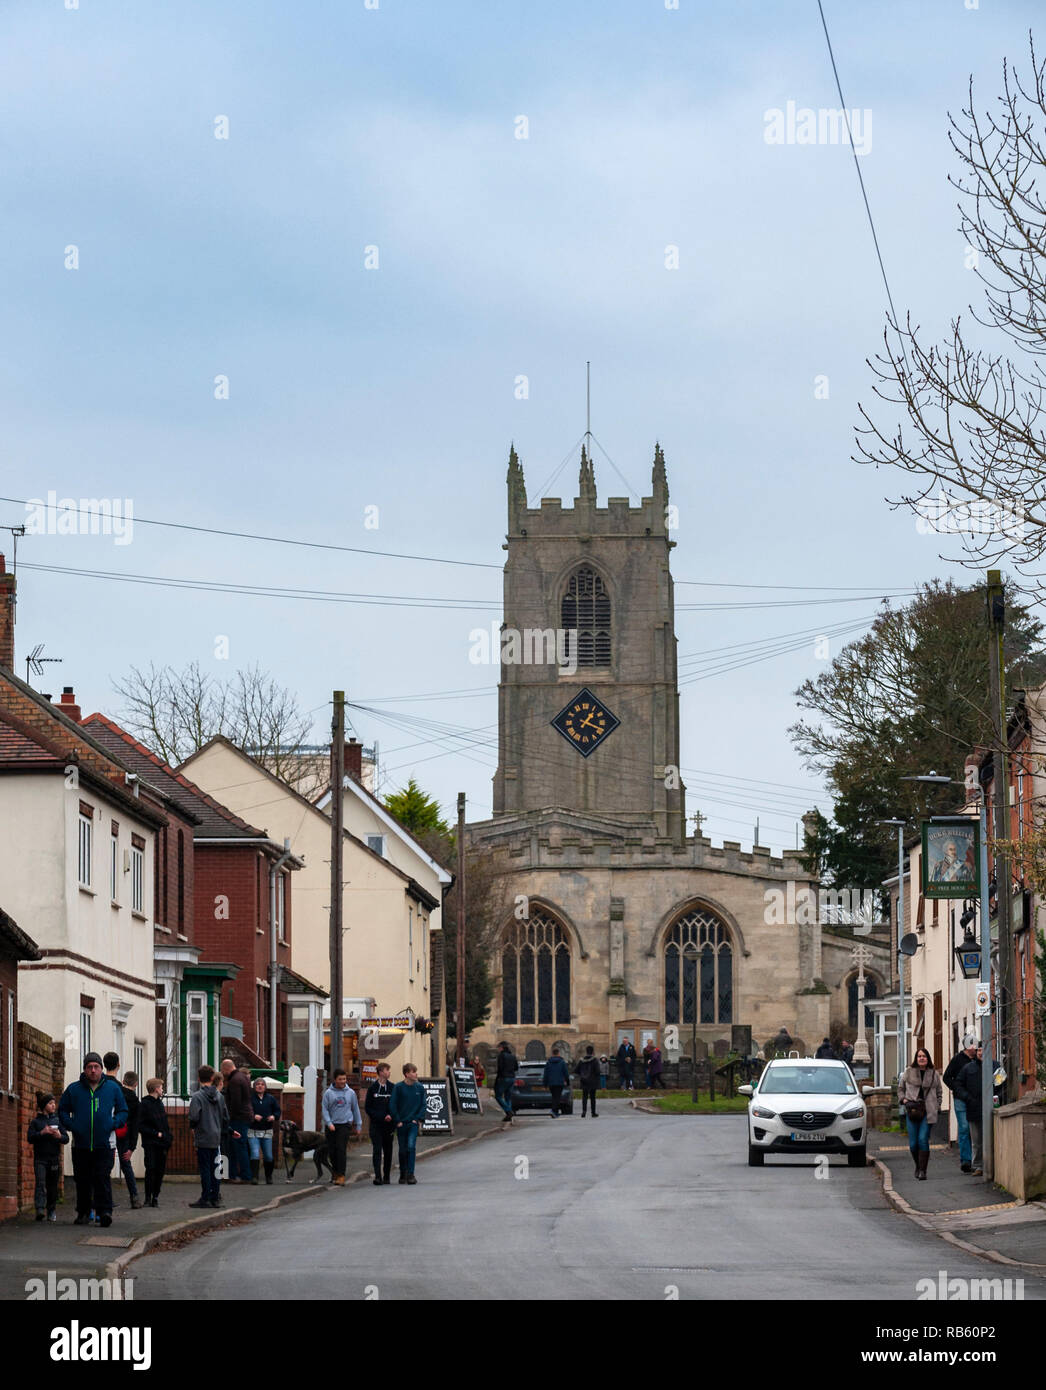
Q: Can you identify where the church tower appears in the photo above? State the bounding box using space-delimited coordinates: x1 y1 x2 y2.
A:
492 442 686 842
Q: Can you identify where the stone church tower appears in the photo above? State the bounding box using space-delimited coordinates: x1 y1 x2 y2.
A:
493 444 686 841
467 440 844 1067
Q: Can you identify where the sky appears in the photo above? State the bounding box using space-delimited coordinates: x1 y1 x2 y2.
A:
2 0 1040 853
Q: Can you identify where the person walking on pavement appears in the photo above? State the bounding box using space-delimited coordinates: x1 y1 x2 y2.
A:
322 1068 362 1186
138 1078 172 1207
943 1033 979 1173
493 1041 519 1123
898 1046 943 1181
390 1063 428 1184
27 1093 67 1222
616 1039 636 1090
220 1059 253 1183
247 1076 281 1185
188 1064 229 1208
648 1044 667 1090
954 1044 985 1176
365 1062 395 1185
574 1045 601 1117
641 1039 655 1087
112 1070 142 1208
542 1046 570 1117
59 1052 127 1228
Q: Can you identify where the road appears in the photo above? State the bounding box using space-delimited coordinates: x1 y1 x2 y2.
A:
130 1102 1046 1300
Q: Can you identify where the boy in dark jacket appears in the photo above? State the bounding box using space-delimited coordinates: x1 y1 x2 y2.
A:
138 1078 172 1207
27 1093 68 1222
58 1052 127 1227
574 1045 600 1118
390 1064 428 1184
365 1062 395 1185
493 1042 518 1122
114 1071 142 1208
542 1047 570 1117
188 1065 230 1208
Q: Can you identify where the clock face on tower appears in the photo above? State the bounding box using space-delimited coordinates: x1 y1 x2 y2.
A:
551 688 620 757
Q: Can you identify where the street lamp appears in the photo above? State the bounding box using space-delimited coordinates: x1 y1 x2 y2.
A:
953 906 982 980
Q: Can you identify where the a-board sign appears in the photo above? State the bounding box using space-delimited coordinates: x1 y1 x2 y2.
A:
419 1078 452 1134
449 1066 482 1115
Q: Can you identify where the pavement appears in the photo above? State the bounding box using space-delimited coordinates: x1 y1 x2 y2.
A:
868 1130 1046 1268
127 1101 1046 1301
0 1103 505 1299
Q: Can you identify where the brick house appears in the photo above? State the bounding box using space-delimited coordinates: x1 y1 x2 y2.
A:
84 716 303 1071
0 905 42 1220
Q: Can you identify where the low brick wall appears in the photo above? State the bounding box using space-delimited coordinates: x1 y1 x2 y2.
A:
165 1086 291 1175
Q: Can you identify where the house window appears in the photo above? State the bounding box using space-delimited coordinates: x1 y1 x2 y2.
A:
133 1042 145 1095
131 835 145 913
186 992 207 1087
501 911 571 1026
561 566 611 667
80 1006 92 1060
366 834 385 857
78 803 94 888
408 905 414 983
111 822 119 902
664 908 733 1025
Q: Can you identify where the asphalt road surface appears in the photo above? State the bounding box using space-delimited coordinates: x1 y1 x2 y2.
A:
130 1102 1046 1300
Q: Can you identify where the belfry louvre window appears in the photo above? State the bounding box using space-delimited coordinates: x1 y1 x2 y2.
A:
561 567 610 667
664 908 733 1025
501 912 571 1026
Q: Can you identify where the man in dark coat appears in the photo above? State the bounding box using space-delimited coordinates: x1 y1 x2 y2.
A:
58 1052 127 1227
953 1045 984 1175
574 1045 601 1117
220 1059 252 1182
493 1042 519 1122
815 1038 835 1059
364 1062 395 1184
542 1046 570 1117
616 1039 636 1090
943 1033 979 1172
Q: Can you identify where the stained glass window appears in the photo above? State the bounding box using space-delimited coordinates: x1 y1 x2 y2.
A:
663 908 733 1024
501 912 571 1026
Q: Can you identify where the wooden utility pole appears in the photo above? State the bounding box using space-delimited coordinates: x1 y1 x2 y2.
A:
987 572 1017 1105
456 791 466 1065
329 691 345 1075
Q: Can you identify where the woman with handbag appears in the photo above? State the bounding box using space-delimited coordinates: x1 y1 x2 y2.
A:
898 1047 943 1180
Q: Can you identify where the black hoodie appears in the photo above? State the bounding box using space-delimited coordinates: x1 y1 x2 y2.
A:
139 1094 172 1149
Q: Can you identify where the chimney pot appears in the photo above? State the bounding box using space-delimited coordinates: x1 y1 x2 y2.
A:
57 688 82 723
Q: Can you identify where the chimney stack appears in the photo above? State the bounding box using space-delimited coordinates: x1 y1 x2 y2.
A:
0 554 14 671
56 687 82 723
344 738 363 783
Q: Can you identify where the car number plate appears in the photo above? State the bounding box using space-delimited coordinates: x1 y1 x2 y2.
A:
790 1131 827 1142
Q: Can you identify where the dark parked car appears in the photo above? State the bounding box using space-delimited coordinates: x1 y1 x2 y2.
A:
510 1061 574 1115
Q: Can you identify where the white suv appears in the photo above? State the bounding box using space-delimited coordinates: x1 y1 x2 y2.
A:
739 1058 867 1167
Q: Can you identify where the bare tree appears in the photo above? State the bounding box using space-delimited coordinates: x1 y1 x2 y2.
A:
112 660 313 778
856 35 1046 596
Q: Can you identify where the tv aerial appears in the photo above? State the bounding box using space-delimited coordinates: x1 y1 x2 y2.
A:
26 643 62 688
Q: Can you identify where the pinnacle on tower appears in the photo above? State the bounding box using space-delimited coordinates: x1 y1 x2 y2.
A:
652 441 668 502
579 443 597 503
507 443 527 528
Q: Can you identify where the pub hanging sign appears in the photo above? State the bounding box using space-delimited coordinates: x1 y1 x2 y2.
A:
921 817 980 900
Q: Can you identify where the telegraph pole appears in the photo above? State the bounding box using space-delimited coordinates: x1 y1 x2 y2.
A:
456 792 466 1065
329 691 345 1075
987 572 1017 1105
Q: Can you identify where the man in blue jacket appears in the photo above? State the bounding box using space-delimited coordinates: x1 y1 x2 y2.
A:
542 1046 570 1117
389 1063 428 1185
58 1051 128 1227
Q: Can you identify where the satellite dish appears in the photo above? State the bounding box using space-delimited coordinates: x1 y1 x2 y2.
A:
899 933 921 957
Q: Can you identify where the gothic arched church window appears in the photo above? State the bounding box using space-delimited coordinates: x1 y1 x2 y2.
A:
664 908 733 1025
561 566 611 667
501 912 571 1026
